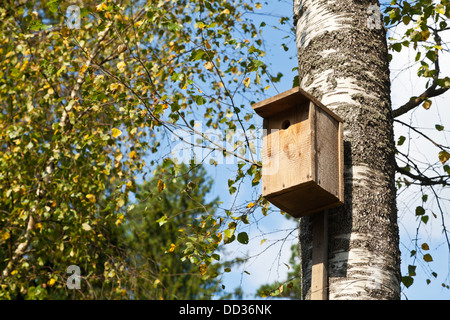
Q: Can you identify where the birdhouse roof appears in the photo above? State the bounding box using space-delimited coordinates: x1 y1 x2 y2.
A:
252 87 343 123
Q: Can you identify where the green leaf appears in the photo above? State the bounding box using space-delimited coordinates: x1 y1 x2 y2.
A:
47 0 60 13
252 170 262 186
167 22 182 32
190 49 205 61
408 265 416 277
426 50 437 62
292 75 299 88
397 135 406 146
415 206 425 216
410 30 422 42
402 276 414 288
402 15 411 25
237 232 249 244
223 228 235 244
240 214 249 224
435 124 445 131
415 52 421 62
156 215 167 226
392 43 402 52
194 95 207 105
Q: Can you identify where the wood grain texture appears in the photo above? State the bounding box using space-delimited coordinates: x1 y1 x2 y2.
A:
311 210 328 300
256 88 344 217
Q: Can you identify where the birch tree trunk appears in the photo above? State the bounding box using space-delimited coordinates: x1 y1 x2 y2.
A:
293 0 401 299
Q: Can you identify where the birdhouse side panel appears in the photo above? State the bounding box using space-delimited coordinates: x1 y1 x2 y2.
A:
315 107 341 200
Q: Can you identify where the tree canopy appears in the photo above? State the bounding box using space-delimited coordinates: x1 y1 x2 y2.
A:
0 0 449 300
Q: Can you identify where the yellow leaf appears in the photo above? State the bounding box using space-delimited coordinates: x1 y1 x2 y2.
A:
278 284 284 294
80 64 88 74
421 29 431 41
47 278 56 287
115 213 124 226
96 2 108 11
243 77 251 88
169 243 176 253
1 231 10 241
111 128 122 138
204 61 214 71
117 44 127 54
11 270 18 276
199 264 207 275
205 41 211 49
129 150 137 159
222 8 230 15
435 4 445 15
247 202 254 208
422 100 432 110
110 83 121 91
264 85 270 90
117 61 126 72
86 194 96 203
439 150 450 164
157 179 165 192
255 2 262 9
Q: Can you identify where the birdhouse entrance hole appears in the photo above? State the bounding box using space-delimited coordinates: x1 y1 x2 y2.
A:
281 120 291 130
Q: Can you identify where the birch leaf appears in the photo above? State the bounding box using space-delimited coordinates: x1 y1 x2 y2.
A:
82 222 92 231
422 99 432 110
243 77 251 88
111 128 122 138
204 61 214 71
157 179 165 192
439 150 450 164
86 194 96 203
423 254 433 262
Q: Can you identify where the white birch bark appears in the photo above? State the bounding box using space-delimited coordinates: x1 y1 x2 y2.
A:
294 0 401 299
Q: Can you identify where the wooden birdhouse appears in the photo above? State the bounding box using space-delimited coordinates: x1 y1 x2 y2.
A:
252 87 344 218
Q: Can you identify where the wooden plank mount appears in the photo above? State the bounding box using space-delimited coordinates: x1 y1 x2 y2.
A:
252 87 344 218
311 210 328 300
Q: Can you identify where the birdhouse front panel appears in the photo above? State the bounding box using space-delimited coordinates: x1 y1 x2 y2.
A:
262 102 312 195
253 87 344 218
